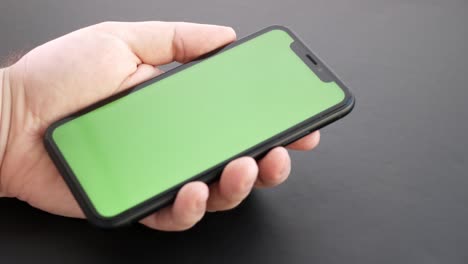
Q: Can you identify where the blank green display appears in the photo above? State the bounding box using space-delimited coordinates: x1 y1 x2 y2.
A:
52 29 345 217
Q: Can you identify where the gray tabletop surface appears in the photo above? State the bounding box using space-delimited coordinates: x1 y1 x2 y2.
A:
1 0 467 263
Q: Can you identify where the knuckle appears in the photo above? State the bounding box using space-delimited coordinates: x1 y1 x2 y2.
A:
96 21 115 28
218 195 244 211
91 21 120 33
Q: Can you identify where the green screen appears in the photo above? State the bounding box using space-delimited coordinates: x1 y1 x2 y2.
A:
52 29 345 217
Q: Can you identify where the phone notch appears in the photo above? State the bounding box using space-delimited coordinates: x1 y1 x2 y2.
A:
290 41 334 83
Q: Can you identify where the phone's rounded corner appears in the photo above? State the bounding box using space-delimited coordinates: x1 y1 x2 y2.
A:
78 200 130 229
43 123 58 146
328 71 355 117
44 119 71 149
266 24 292 32
85 199 171 229
263 25 296 38
86 212 126 229
42 129 128 229
338 92 356 117
345 90 356 106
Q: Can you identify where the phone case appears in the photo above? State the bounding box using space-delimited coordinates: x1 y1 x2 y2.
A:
44 25 355 228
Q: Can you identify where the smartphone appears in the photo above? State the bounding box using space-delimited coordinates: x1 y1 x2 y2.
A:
44 25 355 227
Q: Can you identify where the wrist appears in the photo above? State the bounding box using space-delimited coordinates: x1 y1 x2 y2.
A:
0 67 12 197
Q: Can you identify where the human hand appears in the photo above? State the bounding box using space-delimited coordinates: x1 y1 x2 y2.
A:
0 21 320 231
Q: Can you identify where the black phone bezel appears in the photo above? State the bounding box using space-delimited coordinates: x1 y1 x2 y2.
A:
44 25 355 228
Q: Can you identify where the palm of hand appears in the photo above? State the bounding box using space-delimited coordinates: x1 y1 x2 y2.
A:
1 22 320 231
2 23 162 217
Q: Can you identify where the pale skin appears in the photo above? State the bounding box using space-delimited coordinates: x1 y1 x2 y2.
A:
0 22 320 231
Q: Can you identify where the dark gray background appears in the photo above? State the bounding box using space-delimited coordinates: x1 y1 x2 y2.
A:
1 0 467 263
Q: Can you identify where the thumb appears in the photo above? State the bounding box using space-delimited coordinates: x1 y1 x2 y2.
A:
93 21 236 66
